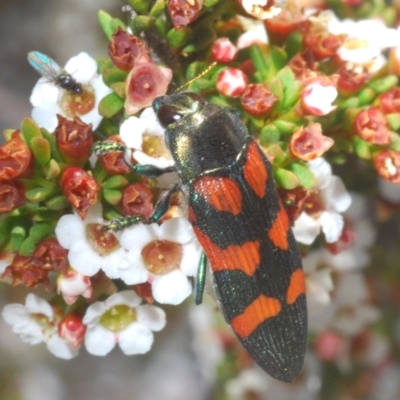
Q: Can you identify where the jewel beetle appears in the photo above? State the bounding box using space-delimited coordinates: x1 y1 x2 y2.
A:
96 92 307 382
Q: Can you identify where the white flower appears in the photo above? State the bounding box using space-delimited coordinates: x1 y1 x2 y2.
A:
120 217 202 305
236 16 268 49
119 108 178 188
83 290 166 356
328 18 399 69
57 268 93 305
2 293 78 359
293 158 352 244
55 203 129 278
239 0 281 20
30 52 112 132
301 80 338 116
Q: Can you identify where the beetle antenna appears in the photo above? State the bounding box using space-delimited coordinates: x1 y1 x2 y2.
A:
174 62 217 93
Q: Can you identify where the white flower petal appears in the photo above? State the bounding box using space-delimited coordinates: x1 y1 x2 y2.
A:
25 293 54 319
180 240 202 277
117 258 149 285
105 290 141 309
308 158 332 190
32 105 61 132
136 305 166 332
30 79 60 105
319 211 344 243
64 52 97 83
55 214 85 249
120 223 158 251
47 335 78 359
323 176 352 213
83 302 107 326
132 151 174 168
118 322 153 355
292 212 321 245
139 107 165 136
68 243 101 276
85 325 116 356
152 269 192 305
159 218 192 244
120 116 146 149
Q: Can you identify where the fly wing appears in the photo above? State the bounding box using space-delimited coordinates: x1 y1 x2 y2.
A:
188 139 307 382
27 51 62 80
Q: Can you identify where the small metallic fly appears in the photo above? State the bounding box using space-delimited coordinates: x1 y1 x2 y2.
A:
27 51 84 95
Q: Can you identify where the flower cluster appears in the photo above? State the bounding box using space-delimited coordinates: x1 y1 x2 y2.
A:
2 0 400 398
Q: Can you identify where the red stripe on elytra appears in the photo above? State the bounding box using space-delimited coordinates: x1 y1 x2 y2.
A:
231 294 281 338
193 226 261 276
286 268 306 305
243 141 268 198
267 201 289 250
194 176 243 215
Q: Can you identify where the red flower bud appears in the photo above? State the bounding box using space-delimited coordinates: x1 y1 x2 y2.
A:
0 180 26 213
99 135 131 175
288 52 319 80
374 149 400 184
337 65 370 96
326 225 357 255
278 188 308 224
2 254 50 289
125 55 172 115
55 115 93 167
303 30 342 61
58 314 86 349
241 84 277 117
31 238 68 273
216 68 248 98
211 38 238 63
108 27 149 71
0 131 33 180
60 167 99 219
378 87 400 114
121 181 154 219
289 123 334 161
354 108 390 145
168 0 204 29
133 282 154 304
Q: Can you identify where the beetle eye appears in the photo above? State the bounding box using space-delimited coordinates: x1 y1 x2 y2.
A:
157 105 182 127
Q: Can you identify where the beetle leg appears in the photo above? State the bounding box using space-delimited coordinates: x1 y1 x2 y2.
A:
194 252 207 305
91 141 177 177
106 182 181 231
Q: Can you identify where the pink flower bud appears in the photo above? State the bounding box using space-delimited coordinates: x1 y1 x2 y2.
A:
58 314 86 349
289 123 334 161
216 68 248 97
125 55 172 115
354 108 390 145
315 331 346 362
211 38 237 63
57 268 92 305
374 149 400 184
301 77 338 116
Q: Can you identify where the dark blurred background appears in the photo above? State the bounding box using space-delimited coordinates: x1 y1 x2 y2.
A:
0 1 206 399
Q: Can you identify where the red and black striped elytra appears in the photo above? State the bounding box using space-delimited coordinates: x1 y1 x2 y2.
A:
95 92 307 382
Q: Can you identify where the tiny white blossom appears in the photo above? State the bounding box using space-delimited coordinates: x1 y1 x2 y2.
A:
30 52 112 132
83 290 166 356
293 158 352 244
55 203 128 278
2 294 78 359
120 217 202 305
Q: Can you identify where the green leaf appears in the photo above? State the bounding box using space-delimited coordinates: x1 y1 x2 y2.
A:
110 19 126 36
367 75 398 94
260 124 280 146
0 217 14 249
353 136 372 160
25 187 58 203
269 46 288 76
28 222 53 243
183 27 215 53
103 189 122 205
19 237 36 256
97 58 114 74
33 208 62 222
21 118 42 144
386 113 400 131
128 0 151 13
273 120 297 135
45 159 62 180
98 10 114 40
45 195 70 210
358 88 375 106
104 175 129 190
149 0 166 17
133 15 155 31
98 93 124 118
11 226 27 252
110 82 126 99
102 68 129 87
277 67 301 111
42 130 62 162
167 27 193 49
274 168 300 189
31 137 51 166
288 162 316 189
